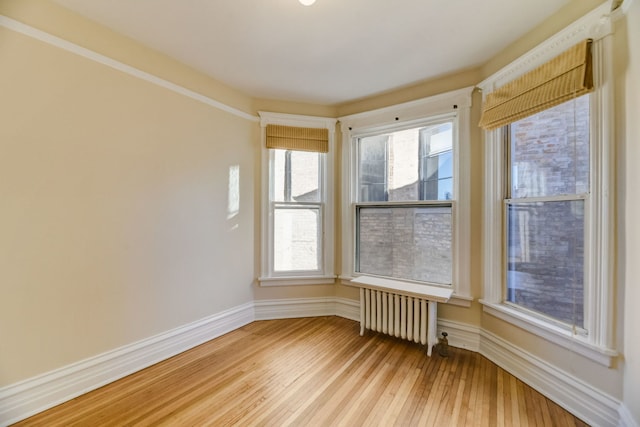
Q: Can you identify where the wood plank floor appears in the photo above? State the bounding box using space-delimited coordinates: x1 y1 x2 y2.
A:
14 316 589 426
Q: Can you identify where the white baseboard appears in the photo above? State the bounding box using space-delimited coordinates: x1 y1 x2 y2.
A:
480 328 620 427
254 297 336 320
437 319 481 352
619 403 640 427
253 296 360 321
334 297 360 321
0 302 254 426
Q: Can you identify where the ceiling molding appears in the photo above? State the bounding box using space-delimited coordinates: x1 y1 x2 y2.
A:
0 15 259 122
477 1 616 93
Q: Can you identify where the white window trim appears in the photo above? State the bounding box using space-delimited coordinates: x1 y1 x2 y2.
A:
338 87 474 306
478 1 621 366
258 112 337 286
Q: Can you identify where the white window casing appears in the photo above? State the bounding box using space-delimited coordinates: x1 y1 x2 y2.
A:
258 112 337 286
339 87 474 306
478 1 623 366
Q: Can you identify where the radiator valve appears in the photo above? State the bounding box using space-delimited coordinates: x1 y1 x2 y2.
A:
437 332 449 357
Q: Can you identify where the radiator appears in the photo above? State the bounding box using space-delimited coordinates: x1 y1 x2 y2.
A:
359 287 438 356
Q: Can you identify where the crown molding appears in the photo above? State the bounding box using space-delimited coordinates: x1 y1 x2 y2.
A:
0 15 258 122
478 1 617 93
338 86 474 132
257 111 337 130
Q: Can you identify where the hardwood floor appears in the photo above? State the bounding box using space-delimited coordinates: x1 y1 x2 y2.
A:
14 317 589 426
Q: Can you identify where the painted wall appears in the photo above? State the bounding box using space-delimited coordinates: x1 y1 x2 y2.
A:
0 1 257 385
475 0 626 402
620 0 640 421
0 0 254 115
1 0 637 423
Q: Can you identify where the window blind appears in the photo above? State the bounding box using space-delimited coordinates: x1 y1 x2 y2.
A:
479 39 593 130
266 124 329 153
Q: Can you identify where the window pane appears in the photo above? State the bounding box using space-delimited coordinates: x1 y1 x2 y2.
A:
273 150 320 202
358 122 453 202
358 135 388 201
510 95 590 198
506 200 584 327
420 150 453 200
356 206 452 285
274 207 319 271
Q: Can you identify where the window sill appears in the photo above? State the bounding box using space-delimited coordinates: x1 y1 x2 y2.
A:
339 275 472 306
338 276 473 308
446 294 473 308
347 275 453 303
480 300 618 367
258 275 337 287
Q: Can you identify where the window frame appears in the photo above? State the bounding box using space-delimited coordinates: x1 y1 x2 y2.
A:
258 112 337 286
478 3 617 366
339 87 474 306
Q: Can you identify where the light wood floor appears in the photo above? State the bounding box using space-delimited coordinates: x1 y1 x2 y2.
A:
15 316 589 426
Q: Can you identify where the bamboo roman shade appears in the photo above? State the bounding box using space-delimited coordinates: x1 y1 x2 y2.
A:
479 39 593 130
265 124 329 153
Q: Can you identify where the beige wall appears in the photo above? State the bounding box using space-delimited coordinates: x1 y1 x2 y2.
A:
477 0 640 405
475 0 627 401
0 0 254 115
1 0 638 422
0 1 258 385
619 0 640 421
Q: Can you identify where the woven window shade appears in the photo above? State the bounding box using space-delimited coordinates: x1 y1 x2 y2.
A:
479 39 593 130
265 124 329 153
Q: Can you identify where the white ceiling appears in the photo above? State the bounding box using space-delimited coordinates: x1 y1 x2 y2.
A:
53 0 571 105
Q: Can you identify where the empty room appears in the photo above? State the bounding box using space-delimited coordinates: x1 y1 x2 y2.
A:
1 0 639 425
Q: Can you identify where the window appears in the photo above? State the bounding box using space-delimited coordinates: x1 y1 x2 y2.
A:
259 113 337 286
355 123 454 286
479 17 616 365
505 95 589 328
340 88 473 305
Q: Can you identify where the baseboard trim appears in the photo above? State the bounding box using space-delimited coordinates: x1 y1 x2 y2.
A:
253 297 360 322
334 297 360 321
480 328 620 427
254 297 336 320
0 302 254 426
437 319 481 352
619 403 640 427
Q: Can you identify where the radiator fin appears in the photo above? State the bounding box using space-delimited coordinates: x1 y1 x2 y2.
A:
359 287 438 356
